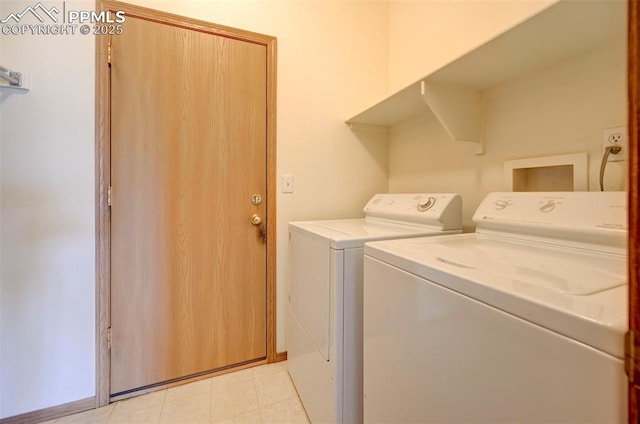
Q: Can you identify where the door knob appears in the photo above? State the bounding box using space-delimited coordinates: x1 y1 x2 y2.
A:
250 214 262 225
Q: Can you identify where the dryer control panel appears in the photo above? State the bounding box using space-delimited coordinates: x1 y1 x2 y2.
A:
363 193 462 231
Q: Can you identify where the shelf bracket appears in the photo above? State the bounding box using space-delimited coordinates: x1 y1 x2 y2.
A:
0 65 29 91
421 80 483 154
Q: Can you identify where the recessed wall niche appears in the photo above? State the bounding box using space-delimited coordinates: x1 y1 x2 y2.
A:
504 153 588 192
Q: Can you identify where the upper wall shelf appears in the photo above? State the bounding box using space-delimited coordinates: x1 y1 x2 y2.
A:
346 0 626 154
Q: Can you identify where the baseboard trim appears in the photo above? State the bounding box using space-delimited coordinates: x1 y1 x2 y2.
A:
276 351 287 362
0 397 95 424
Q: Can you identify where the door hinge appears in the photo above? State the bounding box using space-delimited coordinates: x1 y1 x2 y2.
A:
625 330 640 387
107 185 112 207
107 40 112 65
107 327 112 350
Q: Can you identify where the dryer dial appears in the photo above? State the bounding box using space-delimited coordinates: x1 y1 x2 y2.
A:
417 197 436 212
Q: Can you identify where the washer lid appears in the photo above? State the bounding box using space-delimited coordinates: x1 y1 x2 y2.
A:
365 234 627 358
418 236 625 295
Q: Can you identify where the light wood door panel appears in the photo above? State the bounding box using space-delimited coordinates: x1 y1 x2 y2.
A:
110 16 267 395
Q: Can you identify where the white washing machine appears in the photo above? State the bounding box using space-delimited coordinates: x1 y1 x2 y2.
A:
288 193 462 424
363 191 628 423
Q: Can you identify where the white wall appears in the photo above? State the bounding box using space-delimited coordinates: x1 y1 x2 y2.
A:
387 0 557 93
0 0 389 417
0 0 96 417
388 41 628 230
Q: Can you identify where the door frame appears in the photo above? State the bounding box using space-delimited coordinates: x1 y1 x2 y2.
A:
628 0 639 420
94 0 277 407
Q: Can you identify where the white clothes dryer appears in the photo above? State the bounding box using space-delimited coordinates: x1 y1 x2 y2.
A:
363 191 628 423
288 193 462 424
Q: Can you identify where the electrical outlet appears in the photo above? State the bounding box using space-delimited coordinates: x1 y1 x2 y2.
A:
602 126 628 162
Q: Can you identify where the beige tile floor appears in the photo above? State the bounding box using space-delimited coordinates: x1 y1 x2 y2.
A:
44 362 309 424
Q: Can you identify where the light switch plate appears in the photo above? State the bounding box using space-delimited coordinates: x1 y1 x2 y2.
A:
282 175 294 193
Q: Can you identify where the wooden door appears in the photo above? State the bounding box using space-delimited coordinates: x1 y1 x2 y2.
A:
108 13 268 396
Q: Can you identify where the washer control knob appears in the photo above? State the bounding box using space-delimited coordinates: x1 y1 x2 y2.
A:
539 200 556 213
417 197 436 212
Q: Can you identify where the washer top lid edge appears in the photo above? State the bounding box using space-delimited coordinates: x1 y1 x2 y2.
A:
473 191 627 254
363 235 627 358
363 193 462 231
